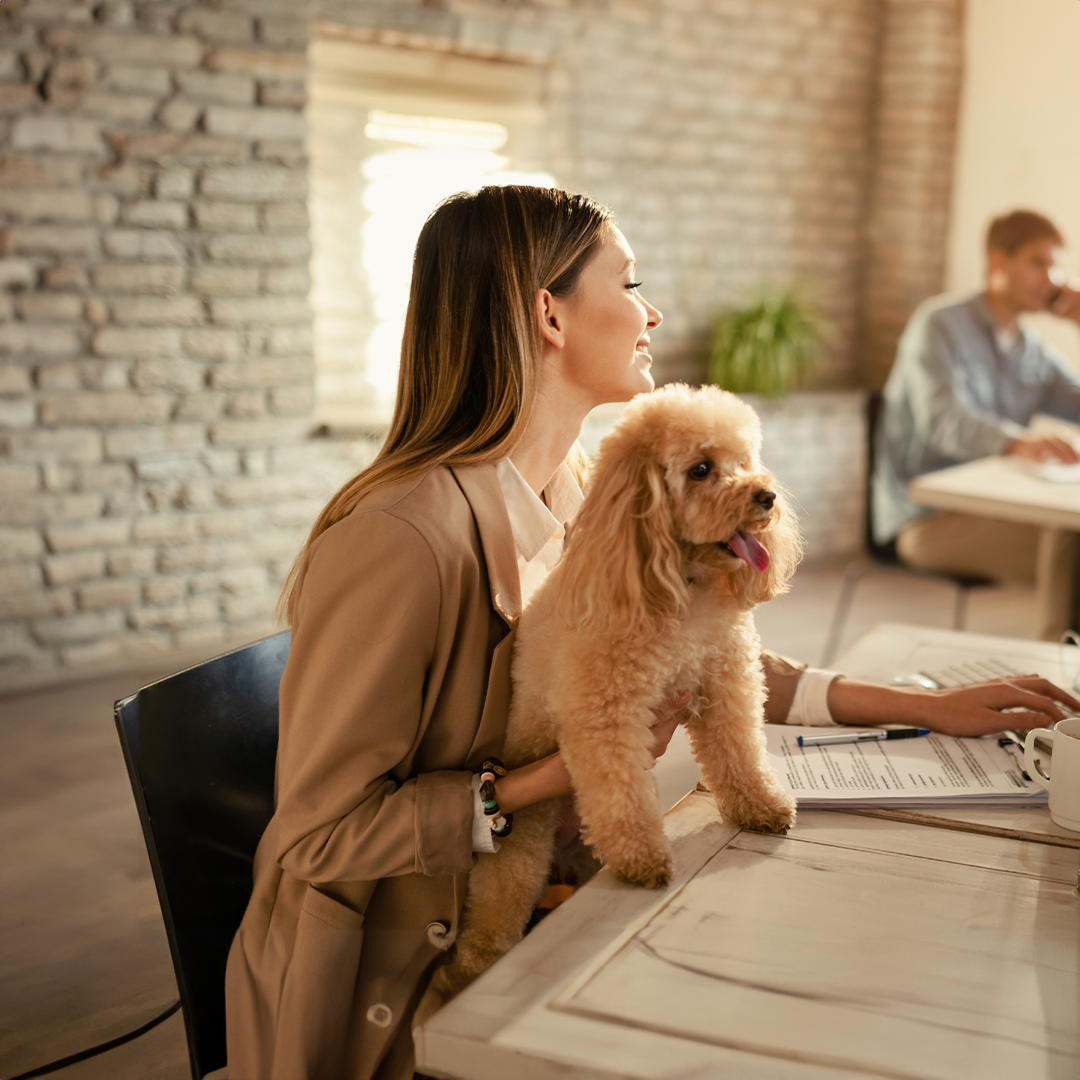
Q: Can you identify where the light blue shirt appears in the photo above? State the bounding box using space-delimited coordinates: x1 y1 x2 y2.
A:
872 293 1080 543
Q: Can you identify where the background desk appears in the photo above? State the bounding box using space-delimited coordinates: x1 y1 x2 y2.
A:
908 457 1080 640
417 625 1080 1080
907 456 1080 531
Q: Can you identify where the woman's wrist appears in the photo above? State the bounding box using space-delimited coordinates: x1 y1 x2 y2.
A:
826 677 927 728
493 752 573 815
787 668 841 725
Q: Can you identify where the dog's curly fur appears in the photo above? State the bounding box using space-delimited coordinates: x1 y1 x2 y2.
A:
428 383 803 1003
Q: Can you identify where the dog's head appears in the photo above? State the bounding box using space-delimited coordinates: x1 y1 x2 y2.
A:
559 384 803 632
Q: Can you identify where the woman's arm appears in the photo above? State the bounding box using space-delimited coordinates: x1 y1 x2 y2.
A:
502 655 1080 813
762 651 1080 737
494 691 693 814
494 753 573 815
827 675 1080 737
274 510 474 884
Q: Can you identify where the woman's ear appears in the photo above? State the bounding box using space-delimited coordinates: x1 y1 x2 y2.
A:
535 287 566 350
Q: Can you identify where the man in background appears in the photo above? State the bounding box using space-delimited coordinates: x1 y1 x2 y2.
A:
872 209 1080 637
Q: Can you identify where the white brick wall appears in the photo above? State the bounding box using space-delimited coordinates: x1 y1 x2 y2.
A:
0 0 961 689
856 0 964 387
0 0 380 688
753 391 868 560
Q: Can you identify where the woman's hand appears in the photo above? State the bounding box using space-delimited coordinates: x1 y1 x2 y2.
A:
908 676 1079 737
493 690 693 813
648 690 693 760
828 674 1080 738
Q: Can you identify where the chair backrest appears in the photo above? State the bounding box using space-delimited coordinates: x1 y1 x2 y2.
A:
114 631 289 1080
864 389 899 562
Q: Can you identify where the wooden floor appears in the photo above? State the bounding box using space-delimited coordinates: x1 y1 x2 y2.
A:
0 664 191 1080
0 557 1042 1079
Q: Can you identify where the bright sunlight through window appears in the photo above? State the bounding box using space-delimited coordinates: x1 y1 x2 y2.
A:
357 111 557 415
308 38 553 428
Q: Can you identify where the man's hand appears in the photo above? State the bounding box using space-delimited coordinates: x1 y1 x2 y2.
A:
1049 281 1080 325
1005 434 1080 464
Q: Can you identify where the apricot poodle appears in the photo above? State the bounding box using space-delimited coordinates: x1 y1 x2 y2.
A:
429 383 802 1003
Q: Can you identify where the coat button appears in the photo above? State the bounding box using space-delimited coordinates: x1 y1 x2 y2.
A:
366 1003 393 1028
425 920 455 949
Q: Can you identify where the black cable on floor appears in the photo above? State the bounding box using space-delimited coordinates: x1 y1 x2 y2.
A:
4 999 182 1080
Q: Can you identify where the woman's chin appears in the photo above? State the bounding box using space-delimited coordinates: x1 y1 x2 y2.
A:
593 370 655 407
629 356 655 391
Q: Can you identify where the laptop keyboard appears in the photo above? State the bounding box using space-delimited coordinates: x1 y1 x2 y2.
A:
919 657 1032 688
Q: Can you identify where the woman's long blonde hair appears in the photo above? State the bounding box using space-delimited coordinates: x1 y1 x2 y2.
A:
279 185 614 623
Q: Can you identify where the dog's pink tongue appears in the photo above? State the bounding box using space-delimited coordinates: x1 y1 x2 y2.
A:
729 529 770 571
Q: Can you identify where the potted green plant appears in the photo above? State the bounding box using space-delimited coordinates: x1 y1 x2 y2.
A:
705 289 825 396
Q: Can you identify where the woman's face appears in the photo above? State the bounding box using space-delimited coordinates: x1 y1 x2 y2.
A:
553 226 663 408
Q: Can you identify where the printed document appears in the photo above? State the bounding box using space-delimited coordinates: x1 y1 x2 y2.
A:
767 725 1048 807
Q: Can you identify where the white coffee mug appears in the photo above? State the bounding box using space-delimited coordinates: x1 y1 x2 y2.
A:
1024 717 1080 833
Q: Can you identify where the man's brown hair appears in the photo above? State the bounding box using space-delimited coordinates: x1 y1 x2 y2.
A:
986 209 1064 255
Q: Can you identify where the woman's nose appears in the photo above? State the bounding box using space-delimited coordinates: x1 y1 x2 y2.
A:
645 299 663 329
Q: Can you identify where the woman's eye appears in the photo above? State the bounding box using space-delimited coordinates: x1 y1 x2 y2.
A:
626 280 643 290
688 461 711 481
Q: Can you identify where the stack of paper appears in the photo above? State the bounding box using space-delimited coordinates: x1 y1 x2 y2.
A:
766 725 1048 809
1012 458 1080 484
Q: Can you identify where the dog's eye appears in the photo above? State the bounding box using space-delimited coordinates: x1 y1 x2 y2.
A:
688 461 712 481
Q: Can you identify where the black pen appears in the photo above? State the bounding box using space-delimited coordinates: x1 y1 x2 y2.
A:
797 727 931 747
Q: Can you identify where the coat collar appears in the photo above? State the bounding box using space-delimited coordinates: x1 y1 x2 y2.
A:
450 462 522 627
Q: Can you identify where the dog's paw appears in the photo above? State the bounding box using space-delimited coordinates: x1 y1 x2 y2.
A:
610 845 674 889
741 814 794 836
728 791 797 835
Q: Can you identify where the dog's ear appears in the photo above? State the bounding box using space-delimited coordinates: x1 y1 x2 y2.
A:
727 485 804 609
557 442 687 634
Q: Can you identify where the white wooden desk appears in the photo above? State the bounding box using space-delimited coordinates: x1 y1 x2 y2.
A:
907 456 1080 532
908 457 1080 640
416 626 1080 1080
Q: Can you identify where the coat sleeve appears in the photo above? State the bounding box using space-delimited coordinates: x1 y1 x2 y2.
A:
273 509 476 884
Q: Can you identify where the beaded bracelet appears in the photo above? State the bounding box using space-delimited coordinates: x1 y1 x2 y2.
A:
478 757 513 838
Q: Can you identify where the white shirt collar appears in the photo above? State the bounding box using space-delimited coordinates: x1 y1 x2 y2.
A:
495 457 583 563
994 325 1021 356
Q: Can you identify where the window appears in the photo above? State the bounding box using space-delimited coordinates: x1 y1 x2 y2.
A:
308 35 555 429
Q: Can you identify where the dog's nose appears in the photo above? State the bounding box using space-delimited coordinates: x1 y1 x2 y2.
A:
754 489 775 510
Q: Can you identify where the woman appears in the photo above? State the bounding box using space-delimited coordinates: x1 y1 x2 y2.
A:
225 185 1077 1080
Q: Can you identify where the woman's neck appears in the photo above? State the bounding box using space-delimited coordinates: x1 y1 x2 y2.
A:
510 383 592 498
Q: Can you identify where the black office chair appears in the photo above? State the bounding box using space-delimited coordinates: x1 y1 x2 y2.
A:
864 391 898 565
114 631 289 1080
865 391 989 629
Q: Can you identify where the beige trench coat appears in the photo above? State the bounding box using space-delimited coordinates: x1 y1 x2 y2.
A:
225 463 522 1080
